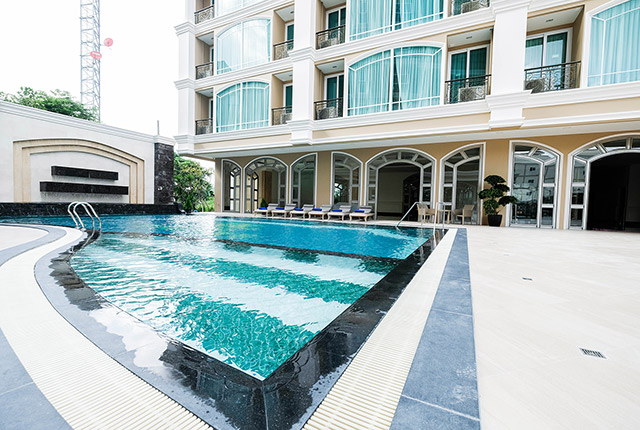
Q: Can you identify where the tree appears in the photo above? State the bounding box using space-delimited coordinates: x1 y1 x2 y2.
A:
174 154 214 213
478 175 518 215
0 87 98 121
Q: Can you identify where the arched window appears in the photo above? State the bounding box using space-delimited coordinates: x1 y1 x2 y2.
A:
291 155 316 207
216 0 261 16
348 47 441 116
569 136 640 229
510 144 559 228
332 153 361 205
441 146 482 223
244 157 287 213
216 82 269 132
222 160 242 212
588 0 640 86
216 19 271 74
349 0 444 41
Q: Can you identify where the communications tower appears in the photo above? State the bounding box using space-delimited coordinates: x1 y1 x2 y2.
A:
80 0 101 120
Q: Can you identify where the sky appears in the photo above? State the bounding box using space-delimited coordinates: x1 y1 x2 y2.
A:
0 1 183 137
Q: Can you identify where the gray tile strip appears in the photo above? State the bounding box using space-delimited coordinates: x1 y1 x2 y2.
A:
391 229 480 429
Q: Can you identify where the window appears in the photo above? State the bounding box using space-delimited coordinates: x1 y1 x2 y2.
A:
216 82 269 132
286 23 295 41
448 46 489 103
441 146 482 223
525 31 569 69
589 0 640 86
332 153 361 205
348 46 441 116
327 7 346 29
291 155 316 206
222 160 242 212
284 84 293 108
349 0 444 41
216 19 271 74
216 0 260 16
326 74 344 100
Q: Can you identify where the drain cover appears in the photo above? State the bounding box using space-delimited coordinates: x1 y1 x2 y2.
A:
579 348 606 359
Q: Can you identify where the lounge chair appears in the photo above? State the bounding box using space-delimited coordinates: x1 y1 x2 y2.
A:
327 204 352 221
289 204 314 219
255 203 278 217
456 204 475 225
417 204 436 224
307 204 332 220
349 206 374 222
271 204 296 217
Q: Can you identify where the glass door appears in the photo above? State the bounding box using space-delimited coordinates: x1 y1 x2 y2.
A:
326 74 344 100
449 46 487 103
286 23 294 41
525 31 569 90
328 7 346 29
284 84 293 108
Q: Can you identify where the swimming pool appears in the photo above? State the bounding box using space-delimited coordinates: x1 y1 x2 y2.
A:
3 215 432 379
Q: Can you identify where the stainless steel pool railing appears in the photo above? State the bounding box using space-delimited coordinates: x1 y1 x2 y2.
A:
396 202 443 233
67 202 102 231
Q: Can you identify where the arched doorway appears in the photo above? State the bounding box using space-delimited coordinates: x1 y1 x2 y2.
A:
509 143 559 228
222 160 242 212
332 152 362 207
290 154 316 207
441 145 482 224
244 157 287 213
569 136 640 230
366 149 434 219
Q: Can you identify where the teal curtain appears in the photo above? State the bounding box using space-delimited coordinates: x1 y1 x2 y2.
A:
451 52 467 80
525 38 544 69
349 0 393 40
284 85 293 107
217 82 269 132
217 0 260 16
469 48 487 77
348 51 391 115
589 0 640 86
396 0 444 29
393 46 441 109
545 33 567 66
216 19 270 74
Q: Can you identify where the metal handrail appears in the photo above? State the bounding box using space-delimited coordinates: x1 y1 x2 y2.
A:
194 5 215 24
67 202 102 231
396 201 419 228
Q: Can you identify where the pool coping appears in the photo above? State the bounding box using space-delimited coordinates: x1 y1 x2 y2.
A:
31 221 445 430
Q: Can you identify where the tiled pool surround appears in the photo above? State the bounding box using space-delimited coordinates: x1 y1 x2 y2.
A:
33 225 444 430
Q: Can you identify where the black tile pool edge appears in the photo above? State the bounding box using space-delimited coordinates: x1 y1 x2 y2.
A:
32 226 446 430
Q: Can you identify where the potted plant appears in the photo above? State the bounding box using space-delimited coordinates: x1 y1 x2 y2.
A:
478 175 518 227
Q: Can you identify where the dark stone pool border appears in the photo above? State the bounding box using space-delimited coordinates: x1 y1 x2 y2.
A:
32 225 445 430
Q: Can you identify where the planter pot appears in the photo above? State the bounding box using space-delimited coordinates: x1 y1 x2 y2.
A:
487 214 502 227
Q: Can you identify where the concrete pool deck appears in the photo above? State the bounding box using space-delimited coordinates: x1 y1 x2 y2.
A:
0 220 639 429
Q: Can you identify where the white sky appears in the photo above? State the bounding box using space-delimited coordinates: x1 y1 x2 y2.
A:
0 1 183 137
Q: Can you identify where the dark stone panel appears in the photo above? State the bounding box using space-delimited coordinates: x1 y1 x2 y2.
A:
0 203 180 217
40 181 129 195
154 143 175 205
51 165 118 180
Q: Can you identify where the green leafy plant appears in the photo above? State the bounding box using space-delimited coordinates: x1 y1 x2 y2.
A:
478 175 518 216
174 154 214 213
259 198 268 208
0 87 98 121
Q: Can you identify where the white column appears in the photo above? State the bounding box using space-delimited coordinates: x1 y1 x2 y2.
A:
292 58 315 122
293 0 318 51
176 82 196 137
175 22 196 137
185 0 195 23
486 0 531 128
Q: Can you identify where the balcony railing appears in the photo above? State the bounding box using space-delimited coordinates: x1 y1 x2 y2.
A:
524 61 581 93
451 0 489 15
272 106 292 125
196 119 213 135
194 5 215 24
274 40 294 60
316 26 346 49
314 98 343 120
196 62 214 79
445 75 491 104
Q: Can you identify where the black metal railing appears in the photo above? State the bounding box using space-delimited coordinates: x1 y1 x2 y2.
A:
524 61 580 93
194 5 215 24
316 26 346 49
195 119 214 135
272 106 292 125
451 0 489 15
445 75 491 104
274 40 294 60
196 62 214 79
314 98 343 120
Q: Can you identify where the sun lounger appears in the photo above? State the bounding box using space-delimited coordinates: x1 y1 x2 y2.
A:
327 204 352 221
271 204 297 217
289 204 314 218
349 206 374 222
255 203 278 216
307 204 332 220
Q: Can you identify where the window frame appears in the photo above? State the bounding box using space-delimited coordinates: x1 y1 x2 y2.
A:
447 43 491 80
524 28 573 70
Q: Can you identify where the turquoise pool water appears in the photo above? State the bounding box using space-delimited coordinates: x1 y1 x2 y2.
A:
3 215 432 378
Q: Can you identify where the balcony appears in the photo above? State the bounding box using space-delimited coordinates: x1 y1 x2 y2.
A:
314 98 343 120
194 5 214 24
451 0 489 16
445 75 491 104
196 62 214 79
524 62 581 93
272 107 292 125
196 119 213 135
316 26 345 49
274 40 294 61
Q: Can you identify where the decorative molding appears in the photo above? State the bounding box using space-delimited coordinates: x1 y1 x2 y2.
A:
486 91 531 128
525 82 640 108
174 21 196 36
174 78 195 90
522 110 640 128
193 60 293 91
491 0 532 16
193 126 291 143
194 0 292 35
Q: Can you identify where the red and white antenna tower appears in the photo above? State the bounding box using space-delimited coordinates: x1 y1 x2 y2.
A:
80 0 101 120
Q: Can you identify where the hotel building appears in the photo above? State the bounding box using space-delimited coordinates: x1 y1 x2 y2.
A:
175 0 640 230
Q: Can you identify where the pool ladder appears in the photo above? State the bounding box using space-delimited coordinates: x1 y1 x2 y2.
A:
67 202 102 232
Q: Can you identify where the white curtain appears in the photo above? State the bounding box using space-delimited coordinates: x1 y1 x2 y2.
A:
393 46 441 109
217 0 260 16
349 0 393 40
217 82 269 132
397 0 444 29
348 51 392 115
216 19 270 74
589 0 640 86
216 84 242 132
